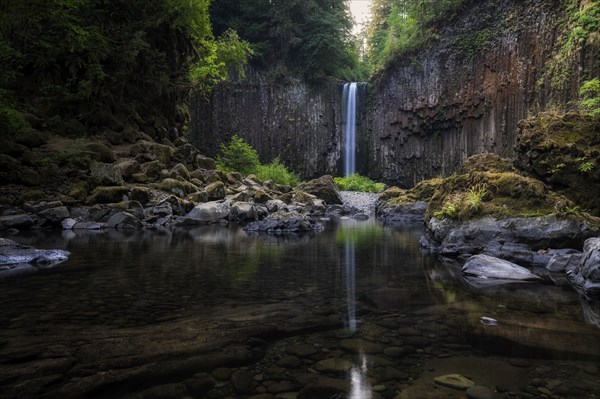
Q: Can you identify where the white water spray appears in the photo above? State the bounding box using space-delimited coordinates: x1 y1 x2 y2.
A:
343 82 358 176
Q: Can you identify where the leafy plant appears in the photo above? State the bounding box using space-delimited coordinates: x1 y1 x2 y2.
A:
216 134 260 175
433 201 458 220
334 174 385 192
464 183 489 213
579 78 600 116
550 163 566 174
256 157 300 187
578 160 595 173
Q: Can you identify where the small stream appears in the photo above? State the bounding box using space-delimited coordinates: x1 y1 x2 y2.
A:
1 218 599 398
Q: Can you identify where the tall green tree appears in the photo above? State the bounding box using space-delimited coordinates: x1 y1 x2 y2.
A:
0 0 251 136
210 0 362 83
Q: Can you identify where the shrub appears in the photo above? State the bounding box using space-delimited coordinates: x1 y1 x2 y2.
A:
580 78 600 116
256 157 300 187
334 174 385 193
0 106 29 138
216 134 260 175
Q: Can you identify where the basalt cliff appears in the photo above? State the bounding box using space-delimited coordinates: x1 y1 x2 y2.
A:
192 0 599 186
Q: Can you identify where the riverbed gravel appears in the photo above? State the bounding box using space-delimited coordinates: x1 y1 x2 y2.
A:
339 191 380 215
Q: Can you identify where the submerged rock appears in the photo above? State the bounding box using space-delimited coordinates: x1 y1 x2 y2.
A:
462 254 541 281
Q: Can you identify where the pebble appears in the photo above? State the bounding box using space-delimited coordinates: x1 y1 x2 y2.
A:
466 386 498 399
339 191 379 215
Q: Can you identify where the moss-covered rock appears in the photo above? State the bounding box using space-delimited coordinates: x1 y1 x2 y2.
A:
297 175 342 205
86 186 130 204
427 153 575 221
515 112 600 215
158 178 197 198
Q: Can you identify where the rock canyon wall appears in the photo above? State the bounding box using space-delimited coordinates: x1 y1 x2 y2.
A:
192 0 599 186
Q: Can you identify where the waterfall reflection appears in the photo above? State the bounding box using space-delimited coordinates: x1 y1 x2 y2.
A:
341 221 373 399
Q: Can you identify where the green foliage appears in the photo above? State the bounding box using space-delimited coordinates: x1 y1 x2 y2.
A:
32 139 92 171
543 1 600 93
216 135 260 175
367 0 465 72
464 183 489 213
433 200 458 220
256 158 300 187
334 174 385 192
210 0 361 83
578 159 595 173
0 106 29 138
0 0 251 133
579 78 600 116
457 28 493 60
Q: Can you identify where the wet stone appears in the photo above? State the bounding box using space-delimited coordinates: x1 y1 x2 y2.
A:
212 367 232 381
383 347 405 358
277 356 302 369
268 381 299 394
433 374 475 390
314 358 352 374
286 344 318 358
249 394 274 399
231 369 257 394
508 358 532 368
340 339 384 354
466 386 498 399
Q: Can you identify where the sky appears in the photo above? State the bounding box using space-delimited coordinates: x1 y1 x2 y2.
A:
349 0 372 35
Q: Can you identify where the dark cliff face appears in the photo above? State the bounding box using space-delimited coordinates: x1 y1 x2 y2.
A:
192 0 598 185
190 73 340 178
368 0 572 186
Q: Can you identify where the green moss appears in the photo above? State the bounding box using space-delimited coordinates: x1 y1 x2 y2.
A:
427 154 575 221
334 174 384 193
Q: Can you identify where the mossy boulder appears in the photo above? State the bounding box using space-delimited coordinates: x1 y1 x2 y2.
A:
427 154 573 221
297 175 342 205
515 112 600 215
130 140 174 164
86 186 130 204
158 178 197 198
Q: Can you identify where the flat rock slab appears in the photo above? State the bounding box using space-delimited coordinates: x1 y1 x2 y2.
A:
462 254 541 281
434 374 475 390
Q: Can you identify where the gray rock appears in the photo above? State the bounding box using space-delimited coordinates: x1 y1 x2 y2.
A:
230 202 257 221
205 181 226 200
433 374 475 390
90 161 124 185
426 216 597 260
230 369 257 394
0 214 35 230
186 201 231 223
244 213 324 234
195 155 216 170
38 206 70 226
0 238 70 279
378 201 428 223
106 212 143 230
298 175 343 205
546 252 582 273
462 254 541 281
568 238 600 299
116 159 140 179
61 218 78 230
314 358 352 374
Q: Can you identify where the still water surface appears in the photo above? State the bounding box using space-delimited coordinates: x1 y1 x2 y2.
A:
1 219 599 398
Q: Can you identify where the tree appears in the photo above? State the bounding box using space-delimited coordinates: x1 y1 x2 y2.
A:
0 0 251 136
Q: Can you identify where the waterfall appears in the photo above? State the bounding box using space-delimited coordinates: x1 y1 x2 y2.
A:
343 82 358 176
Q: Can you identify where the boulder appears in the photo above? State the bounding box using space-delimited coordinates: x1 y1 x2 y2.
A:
0 238 70 279
38 206 70 226
462 254 541 281
568 238 600 299
0 214 35 231
425 216 598 261
205 181 226 200
86 186 129 204
298 175 343 205
130 140 174 164
195 155 216 170
546 252 582 273
187 191 209 203
141 160 165 179
185 201 231 223
85 142 115 163
170 163 191 180
158 178 197 197
244 213 324 234
116 159 141 179
107 212 143 230
90 162 124 185
230 202 257 221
